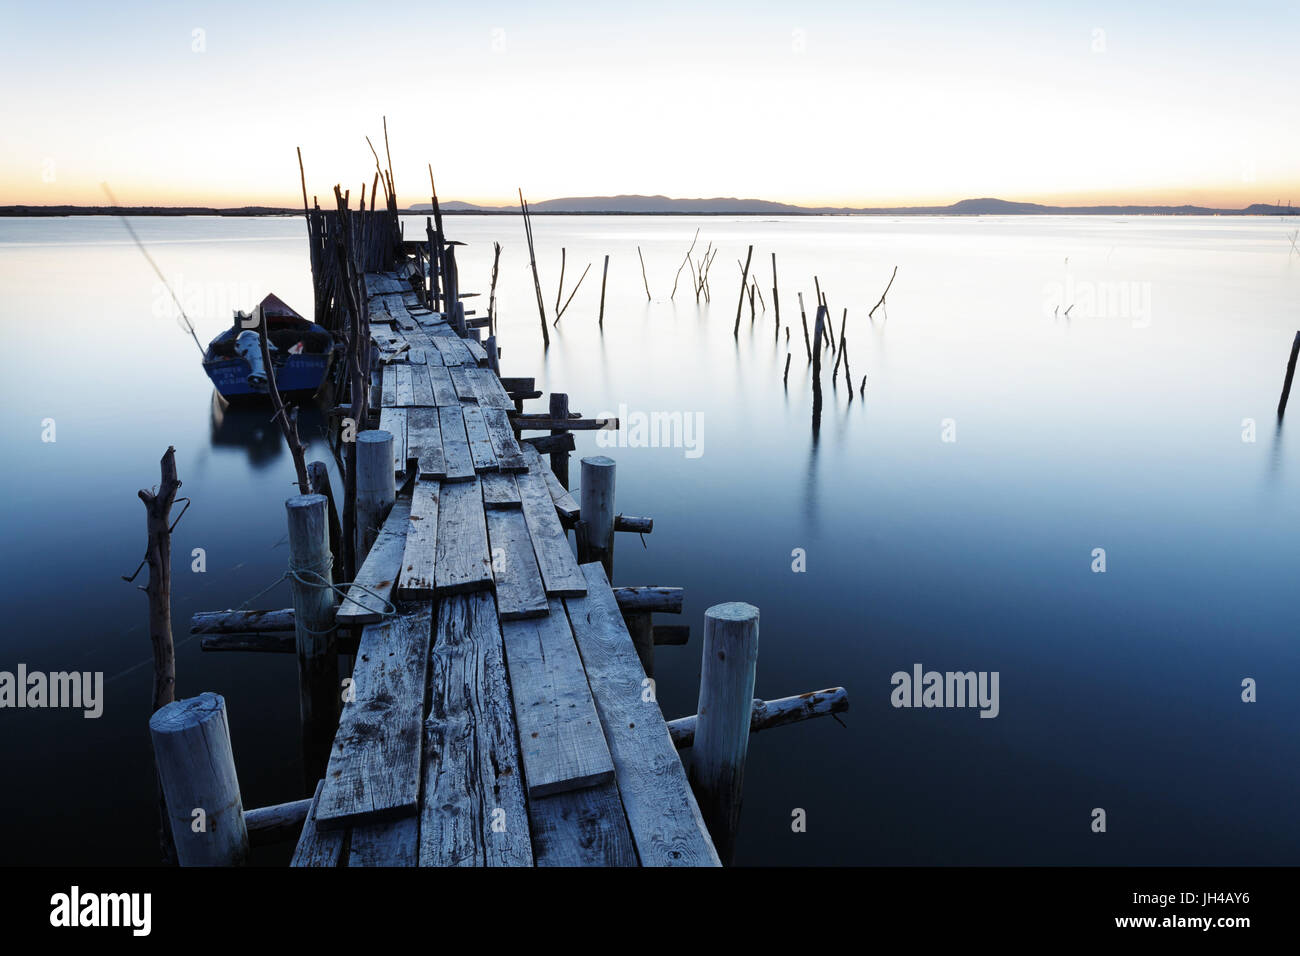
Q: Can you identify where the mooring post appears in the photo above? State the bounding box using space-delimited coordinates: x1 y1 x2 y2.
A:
149 692 249 866
625 610 655 679
690 602 759 865
1278 330 1300 419
306 460 342 576
355 430 395 562
550 393 571 488
580 456 616 579
285 494 339 784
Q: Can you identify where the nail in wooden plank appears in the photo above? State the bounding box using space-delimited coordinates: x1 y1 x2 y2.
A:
397 480 439 600
314 603 433 829
435 478 493 595
501 599 614 795
486 508 548 620
420 593 534 866
564 562 720 866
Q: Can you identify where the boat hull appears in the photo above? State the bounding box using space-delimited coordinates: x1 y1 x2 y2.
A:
204 352 333 401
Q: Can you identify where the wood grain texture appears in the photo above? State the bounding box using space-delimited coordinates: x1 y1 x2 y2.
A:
381 364 397 406
378 407 407 475
397 479 439 600
485 509 548 620
480 472 521 509
420 593 534 867
337 497 411 625
405 407 445 480
449 365 478 402
410 363 436 406
314 603 433 830
516 468 587 597
290 780 345 867
527 780 638 867
466 367 515 409
564 563 720 866
482 407 529 473
461 405 499 473
426 366 458 405
437 405 476 483
394 364 415 406
346 816 419 867
435 478 493 595
521 443 579 521
500 599 614 795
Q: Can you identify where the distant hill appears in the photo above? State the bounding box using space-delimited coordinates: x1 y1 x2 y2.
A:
408 195 1296 216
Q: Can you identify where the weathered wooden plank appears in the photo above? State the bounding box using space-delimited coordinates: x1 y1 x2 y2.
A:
466 367 515 409
521 443 579 521
482 407 529 473
435 478 493 595
337 497 411 625
381 364 397 407
516 468 587 597
379 407 408 475
346 816 419 867
465 337 490 367
314 604 434 829
420 593 534 867
410 364 436 406
290 780 345 867
429 333 474 366
397 480 439 600
528 781 638 867
394 364 415 406
461 405 499 473
426 365 458 405
405 407 445 480
565 562 720 866
449 365 478 402
501 599 614 795
407 347 426 366
480 472 521 509
438 405 476 483
486 508 548 621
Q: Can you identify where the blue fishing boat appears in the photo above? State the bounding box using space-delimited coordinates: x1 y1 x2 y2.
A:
203 294 335 402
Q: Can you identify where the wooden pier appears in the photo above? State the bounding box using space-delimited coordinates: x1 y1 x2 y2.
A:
149 151 849 867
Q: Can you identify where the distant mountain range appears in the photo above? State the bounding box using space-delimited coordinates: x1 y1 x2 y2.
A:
3 197 1294 217
410 195 1296 216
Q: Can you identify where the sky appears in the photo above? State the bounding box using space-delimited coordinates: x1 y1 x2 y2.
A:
2 0 1297 209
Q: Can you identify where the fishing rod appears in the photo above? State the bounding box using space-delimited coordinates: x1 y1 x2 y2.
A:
100 183 206 356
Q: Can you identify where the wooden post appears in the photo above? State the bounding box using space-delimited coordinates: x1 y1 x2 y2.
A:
1278 330 1300 418
285 494 339 784
771 252 780 337
519 189 550 346
485 334 501 376
149 692 249 866
579 456 616 578
598 254 609 327
690 602 759 865
811 305 826 382
307 460 342 579
134 444 181 864
355 430 395 562
549 393 570 489
625 610 655 679
734 244 753 336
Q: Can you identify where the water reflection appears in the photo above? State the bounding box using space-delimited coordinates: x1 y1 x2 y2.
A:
208 391 330 468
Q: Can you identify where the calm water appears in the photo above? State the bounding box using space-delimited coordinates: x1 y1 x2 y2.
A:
1 213 1297 865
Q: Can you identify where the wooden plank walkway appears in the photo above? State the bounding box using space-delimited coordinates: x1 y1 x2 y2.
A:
292 269 719 867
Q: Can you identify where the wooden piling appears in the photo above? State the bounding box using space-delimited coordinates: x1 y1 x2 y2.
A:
734 244 753 336
149 692 249 866
625 611 655 680
519 189 549 346
355 430 395 561
690 602 759 865
549 393 572 488
307 461 342 579
579 456 616 578
285 494 339 783
1278 330 1300 418
598 254 609 327
811 305 826 381
637 246 651 300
